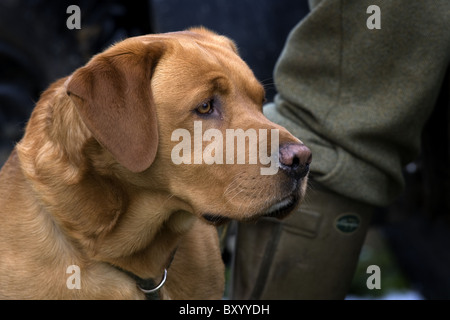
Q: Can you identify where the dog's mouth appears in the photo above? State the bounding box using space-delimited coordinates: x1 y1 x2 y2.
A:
261 194 300 220
202 214 232 226
201 194 300 226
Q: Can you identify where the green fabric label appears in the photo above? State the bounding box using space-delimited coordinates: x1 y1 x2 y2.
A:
335 214 360 234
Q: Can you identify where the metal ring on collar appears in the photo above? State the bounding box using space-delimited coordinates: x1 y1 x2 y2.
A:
138 269 168 294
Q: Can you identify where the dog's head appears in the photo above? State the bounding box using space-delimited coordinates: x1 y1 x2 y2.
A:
66 28 311 225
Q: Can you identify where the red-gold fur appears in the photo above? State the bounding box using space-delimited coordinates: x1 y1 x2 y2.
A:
0 28 308 299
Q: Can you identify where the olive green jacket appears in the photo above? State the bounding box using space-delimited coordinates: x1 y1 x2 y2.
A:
265 0 450 206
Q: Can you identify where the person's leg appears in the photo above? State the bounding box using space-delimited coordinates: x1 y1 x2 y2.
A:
232 0 450 299
232 183 373 299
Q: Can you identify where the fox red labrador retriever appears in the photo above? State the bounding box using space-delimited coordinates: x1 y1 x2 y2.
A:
0 28 311 299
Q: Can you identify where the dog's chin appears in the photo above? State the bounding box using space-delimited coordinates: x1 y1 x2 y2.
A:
201 194 300 226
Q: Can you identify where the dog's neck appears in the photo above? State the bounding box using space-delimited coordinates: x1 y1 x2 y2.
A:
15 79 196 280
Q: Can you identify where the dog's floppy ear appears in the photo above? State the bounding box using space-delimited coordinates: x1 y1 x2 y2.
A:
66 39 165 172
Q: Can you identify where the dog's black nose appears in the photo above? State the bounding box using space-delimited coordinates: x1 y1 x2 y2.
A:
279 143 312 179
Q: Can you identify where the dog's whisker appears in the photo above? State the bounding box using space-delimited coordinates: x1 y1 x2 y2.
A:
224 188 246 206
223 177 247 199
243 184 267 218
223 171 247 196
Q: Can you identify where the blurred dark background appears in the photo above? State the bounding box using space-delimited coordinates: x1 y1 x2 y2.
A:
0 0 308 164
1 0 449 299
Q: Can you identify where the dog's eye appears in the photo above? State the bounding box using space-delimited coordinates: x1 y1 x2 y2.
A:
196 100 214 115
